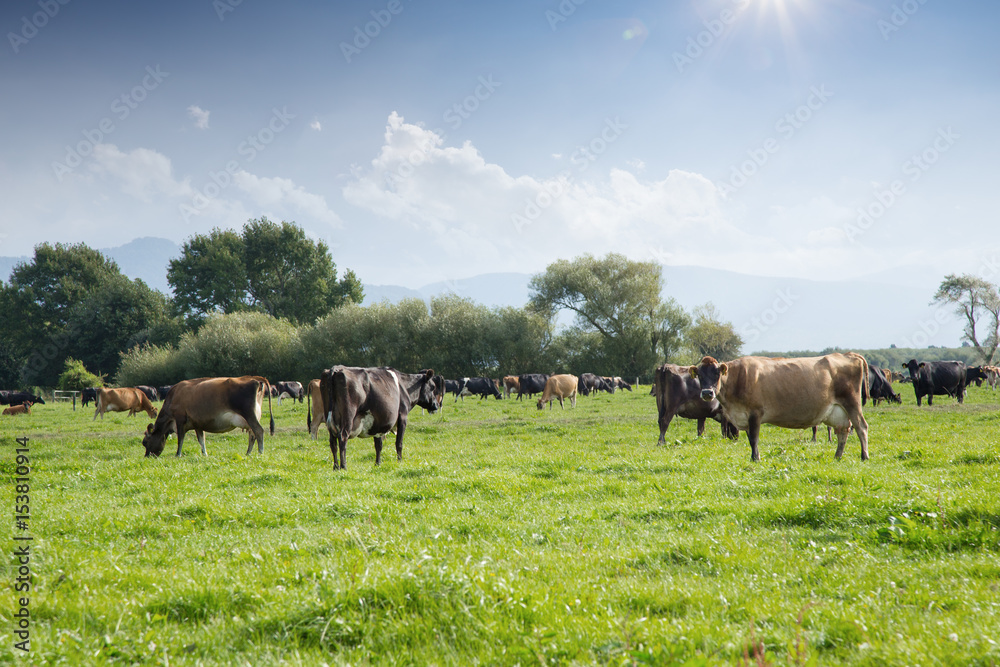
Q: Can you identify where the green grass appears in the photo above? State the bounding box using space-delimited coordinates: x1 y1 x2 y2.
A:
2 385 1000 665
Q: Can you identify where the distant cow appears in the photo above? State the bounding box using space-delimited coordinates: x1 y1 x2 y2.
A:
578 373 604 396
157 385 174 401
517 374 549 400
305 378 323 439
653 363 737 443
320 367 443 468
612 377 633 392
136 385 159 402
94 387 158 420
902 359 967 406
457 377 503 400
692 353 870 462
2 401 32 416
868 366 901 406
142 376 274 457
81 387 98 407
537 374 578 410
502 375 519 398
0 391 45 406
274 380 305 403
986 366 1000 390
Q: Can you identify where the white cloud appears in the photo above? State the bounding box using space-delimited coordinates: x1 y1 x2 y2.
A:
187 105 210 130
234 172 342 227
310 120 322 131
88 144 193 201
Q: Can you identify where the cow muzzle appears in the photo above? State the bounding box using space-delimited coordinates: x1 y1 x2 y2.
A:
700 389 716 401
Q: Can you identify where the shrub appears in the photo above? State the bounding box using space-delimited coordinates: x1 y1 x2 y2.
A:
57 358 105 390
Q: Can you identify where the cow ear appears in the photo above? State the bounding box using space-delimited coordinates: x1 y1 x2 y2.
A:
688 366 698 377
918 362 926 369
424 369 434 379
720 363 728 376
146 424 153 433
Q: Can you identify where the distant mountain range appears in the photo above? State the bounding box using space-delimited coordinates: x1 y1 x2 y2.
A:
1 237 964 352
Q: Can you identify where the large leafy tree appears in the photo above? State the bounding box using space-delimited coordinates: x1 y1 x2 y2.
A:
528 253 689 377
0 243 176 386
685 303 743 361
168 218 363 326
933 274 1000 364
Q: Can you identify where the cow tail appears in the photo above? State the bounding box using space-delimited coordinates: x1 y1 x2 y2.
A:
860 355 870 407
266 381 275 435
306 390 312 432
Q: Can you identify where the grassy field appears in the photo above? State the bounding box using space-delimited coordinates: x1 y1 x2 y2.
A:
1 382 999 665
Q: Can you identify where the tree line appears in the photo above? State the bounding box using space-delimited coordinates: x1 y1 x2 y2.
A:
6 213 995 392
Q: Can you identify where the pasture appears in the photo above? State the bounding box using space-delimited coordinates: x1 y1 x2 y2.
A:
1 384 999 665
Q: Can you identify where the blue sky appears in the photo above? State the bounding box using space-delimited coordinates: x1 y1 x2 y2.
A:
1 0 997 289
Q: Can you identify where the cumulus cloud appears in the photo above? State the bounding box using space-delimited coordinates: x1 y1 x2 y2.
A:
187 105 210 130
88 144 193 201
310 120 322 131
234 172 341 227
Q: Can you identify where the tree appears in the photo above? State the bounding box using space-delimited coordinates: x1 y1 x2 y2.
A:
932 274 1000 364
64 274 177 378
0 243 168 386
684 303 743 361
168 218 363 326
166 228 247 325
528 253 687 377
57 358 104 391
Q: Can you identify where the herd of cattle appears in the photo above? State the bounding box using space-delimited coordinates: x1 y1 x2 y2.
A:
1 357 997 464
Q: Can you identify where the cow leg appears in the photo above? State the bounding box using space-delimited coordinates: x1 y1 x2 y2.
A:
811 426 817 442
374 436 384 465
395 417 407 461
197 430 207 456
694 418 706 437
657 411 673 446
176 431 186 457
570 394 576 408
327 429 340 468
747 414 762 462
850 410 869 461
558 396 564 409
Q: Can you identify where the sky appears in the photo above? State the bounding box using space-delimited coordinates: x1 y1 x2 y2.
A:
1 0 998 292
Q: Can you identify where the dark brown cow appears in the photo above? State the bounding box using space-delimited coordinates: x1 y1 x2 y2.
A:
141 376 274 457
94 387 157 420
320 367 443 469
691 353 870 462
653 363 737 443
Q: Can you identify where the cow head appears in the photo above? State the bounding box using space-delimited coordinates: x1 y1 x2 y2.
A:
416 369 443 413
690 356 727 402
142 421 175 457
31 394 45 405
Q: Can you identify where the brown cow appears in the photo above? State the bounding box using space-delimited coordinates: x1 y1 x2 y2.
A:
691 353 870 462
305 378 323 439
321 367 443 469
502 375 520 399
537 374 578 410
94 387 157 420
141 376 274 457
653 364 736 443
2 401 32 416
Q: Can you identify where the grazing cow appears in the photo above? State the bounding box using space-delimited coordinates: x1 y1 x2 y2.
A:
157 385 174 401
537 374 578 410
305 378 323 439
890 370 905 383
136 385 159 401
596 376 617 394
502 375 520 399
653 363 738 443
444 379 463 401
320 367 443 469
692 353 870 462
81 387 98 407
94 387 158 420
2 401 32 416
613 377 633 392
517 374 550 401
274 380 305 403
868 367 901 406
0 391 45 406
457 377 503 400
902 359 967 406
142 376 274 457
578 373 604 397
